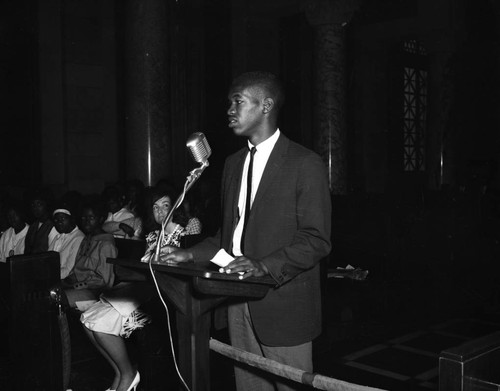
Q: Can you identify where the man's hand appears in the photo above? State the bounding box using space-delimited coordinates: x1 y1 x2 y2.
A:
219 256 269 280
163 249 194 263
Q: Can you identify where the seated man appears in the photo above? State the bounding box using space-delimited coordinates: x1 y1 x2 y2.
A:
62 196 117 309
0 202 29 262
49 206 85 279
102 185 142 240
24 187 58 254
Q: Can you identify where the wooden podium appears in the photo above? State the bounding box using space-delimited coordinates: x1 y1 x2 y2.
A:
108 258 275 391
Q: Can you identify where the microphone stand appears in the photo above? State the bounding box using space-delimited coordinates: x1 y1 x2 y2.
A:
152 160 209 263
147 158 210 391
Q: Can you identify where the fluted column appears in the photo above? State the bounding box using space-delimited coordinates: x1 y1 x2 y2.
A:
124 0 171 187
305 0 359 194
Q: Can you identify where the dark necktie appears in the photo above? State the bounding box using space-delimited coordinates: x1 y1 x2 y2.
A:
241 146 256 253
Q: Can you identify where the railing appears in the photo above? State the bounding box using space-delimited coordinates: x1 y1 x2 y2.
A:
210 338 387 391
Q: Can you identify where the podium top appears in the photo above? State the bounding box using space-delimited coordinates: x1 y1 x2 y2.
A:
109 257 274 284
108 257 275 299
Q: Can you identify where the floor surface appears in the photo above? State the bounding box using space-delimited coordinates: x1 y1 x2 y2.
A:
2 273 500 391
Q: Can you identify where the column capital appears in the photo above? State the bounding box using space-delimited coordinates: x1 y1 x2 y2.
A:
303 0 360 27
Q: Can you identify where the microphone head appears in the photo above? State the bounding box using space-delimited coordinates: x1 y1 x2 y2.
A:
186 132 212 164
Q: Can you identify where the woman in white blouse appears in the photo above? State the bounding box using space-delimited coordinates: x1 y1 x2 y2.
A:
0 203 29 262
48 207 85 279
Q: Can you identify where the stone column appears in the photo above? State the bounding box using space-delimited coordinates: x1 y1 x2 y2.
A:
305 0 359 194
124 0 171 187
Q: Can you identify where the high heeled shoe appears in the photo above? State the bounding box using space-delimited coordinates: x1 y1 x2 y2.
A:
125 371 140 391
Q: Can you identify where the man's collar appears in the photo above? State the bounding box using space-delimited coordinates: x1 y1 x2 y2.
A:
247 129 280 151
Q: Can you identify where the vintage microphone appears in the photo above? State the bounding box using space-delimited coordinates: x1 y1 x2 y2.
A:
186 131 212 169
153 132 211 263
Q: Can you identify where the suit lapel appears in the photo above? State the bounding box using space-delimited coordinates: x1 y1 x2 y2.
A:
251 134 289 211
227 148 248 225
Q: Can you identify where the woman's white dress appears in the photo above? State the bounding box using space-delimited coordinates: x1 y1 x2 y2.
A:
81 225 189 337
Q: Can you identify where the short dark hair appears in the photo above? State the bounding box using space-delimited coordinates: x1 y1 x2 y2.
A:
230 71 285 111
143 186 189 233
79 194 107 219
27 186 54 206
5 200 27 222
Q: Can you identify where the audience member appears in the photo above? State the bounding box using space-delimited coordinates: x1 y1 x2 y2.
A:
62 195 117 309
124 179 146 220
180 191 203 236
0 191 11 234
0 202 29 262
49 205 85 279
141 188 202 262
80 186 202 391
102 185 142 240
24 187 57 254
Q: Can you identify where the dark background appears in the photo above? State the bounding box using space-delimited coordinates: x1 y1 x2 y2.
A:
1 0 500 326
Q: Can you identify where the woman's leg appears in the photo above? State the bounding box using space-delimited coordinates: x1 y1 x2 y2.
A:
92 330 137 391
83 326 121 390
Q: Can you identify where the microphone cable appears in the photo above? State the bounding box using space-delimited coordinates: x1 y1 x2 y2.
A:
147 179 191 391
144 131 210 391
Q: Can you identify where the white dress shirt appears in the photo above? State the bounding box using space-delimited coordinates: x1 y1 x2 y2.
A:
232 129 280 256
48 226 85 279
0 224 29 262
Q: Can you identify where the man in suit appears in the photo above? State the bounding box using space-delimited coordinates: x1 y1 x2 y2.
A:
166 71 331 391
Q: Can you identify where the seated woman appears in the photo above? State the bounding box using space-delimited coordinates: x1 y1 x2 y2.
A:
48 205 85 279
0 202 29 262
102 185 143 241
141 190 202 262
62 196 118 309
80 187 201 391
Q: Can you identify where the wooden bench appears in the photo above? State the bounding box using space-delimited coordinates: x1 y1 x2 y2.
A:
0 236 205 390
0 251 64 391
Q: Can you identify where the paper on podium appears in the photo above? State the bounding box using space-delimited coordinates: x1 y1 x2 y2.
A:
210 249 245 276
209 248 235 267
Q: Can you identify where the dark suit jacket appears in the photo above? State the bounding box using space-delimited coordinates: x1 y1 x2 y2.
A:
191 133 331 346
24 220 54 255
